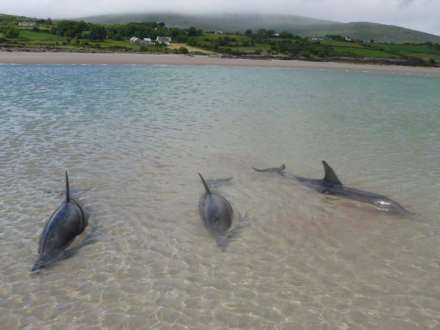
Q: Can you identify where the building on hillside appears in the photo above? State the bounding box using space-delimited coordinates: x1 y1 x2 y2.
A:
143 38 153 45
156 36 172 46
130 36 155 46
18 21 36 28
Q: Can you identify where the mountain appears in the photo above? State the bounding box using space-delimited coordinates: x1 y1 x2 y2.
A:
82 13 336 30
81 13 440 44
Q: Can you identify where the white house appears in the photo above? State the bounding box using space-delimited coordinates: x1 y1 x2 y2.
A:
143 38 153 45
156 36 172 46
18 21 36 28
130 36 156 46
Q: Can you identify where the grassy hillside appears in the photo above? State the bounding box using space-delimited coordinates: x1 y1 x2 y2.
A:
1 14 440 66
81 13 440 44
297 22 440 44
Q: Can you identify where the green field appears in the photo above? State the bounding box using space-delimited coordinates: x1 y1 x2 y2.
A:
319 39 440 62
1 29 151 52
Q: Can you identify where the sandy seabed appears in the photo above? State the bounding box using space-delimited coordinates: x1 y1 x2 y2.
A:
1 51 440 75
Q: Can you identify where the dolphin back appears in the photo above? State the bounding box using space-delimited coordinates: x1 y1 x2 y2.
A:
199 192 233 236
34 200 86 271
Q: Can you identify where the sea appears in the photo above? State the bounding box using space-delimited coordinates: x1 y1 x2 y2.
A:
1 64 439 329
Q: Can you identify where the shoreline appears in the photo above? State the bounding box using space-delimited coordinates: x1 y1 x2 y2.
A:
1 51 440 75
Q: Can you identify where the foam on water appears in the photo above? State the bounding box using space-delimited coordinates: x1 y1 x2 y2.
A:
1 65 440 329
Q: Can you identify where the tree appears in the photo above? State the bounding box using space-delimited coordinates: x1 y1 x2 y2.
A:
89 24 107 41
187 26 201 37
53 20 88 38
279 31 293 39
4 25 19 38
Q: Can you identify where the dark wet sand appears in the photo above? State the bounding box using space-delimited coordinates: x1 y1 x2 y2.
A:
1 51 440 75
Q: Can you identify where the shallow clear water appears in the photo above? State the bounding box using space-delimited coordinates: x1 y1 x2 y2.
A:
1 64 440 329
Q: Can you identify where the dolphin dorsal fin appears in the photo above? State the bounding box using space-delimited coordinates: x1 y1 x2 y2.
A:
322 161 342 186
198 173 211 194
65 170 70 202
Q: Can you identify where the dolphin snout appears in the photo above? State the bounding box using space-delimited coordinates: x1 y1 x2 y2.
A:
31 255 52 272
31 260 43 272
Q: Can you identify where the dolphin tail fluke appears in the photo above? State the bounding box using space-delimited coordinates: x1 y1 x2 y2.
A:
322 161 342 186
252 164 286 173
198 173 211 194
65 170 70 202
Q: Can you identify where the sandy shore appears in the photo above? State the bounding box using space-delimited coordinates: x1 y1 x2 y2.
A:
1 51 440 75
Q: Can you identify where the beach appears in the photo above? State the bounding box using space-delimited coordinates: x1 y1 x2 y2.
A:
1 51 440 75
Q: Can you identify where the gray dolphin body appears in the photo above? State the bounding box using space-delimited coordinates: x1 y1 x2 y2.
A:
255 161 408 215
198 173 233 248
32 171 88 271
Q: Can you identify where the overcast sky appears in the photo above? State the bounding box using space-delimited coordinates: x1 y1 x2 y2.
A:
1 0 439 35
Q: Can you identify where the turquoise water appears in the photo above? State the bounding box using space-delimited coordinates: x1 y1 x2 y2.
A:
1 64 440 329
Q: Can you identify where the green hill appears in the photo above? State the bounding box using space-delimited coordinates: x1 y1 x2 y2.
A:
296 22 440 44
81 13 440 44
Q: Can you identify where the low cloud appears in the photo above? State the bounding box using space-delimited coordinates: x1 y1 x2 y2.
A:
398 0 415 6
1 0 439 35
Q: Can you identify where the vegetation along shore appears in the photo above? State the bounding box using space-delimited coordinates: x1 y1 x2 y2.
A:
1 13 440 67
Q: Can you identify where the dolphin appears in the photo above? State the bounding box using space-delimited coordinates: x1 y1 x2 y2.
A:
198 173 234 248
32 171 88 272
254 161 408 215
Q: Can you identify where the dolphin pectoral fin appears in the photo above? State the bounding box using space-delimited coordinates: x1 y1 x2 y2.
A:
220 212 250 247
237 211 251 227
322 161 342 186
